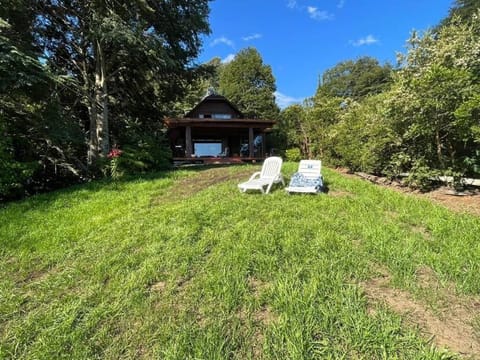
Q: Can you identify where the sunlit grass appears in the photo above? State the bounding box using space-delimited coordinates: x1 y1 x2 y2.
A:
1 163 478 359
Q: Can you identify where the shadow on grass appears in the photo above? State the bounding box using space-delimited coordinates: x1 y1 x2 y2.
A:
0 170 172 211
0 163 257 211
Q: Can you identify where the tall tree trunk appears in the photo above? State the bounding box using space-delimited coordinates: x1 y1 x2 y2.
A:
87 88 98 166
88 38 109 167
436 129 443 166
298 122 312 159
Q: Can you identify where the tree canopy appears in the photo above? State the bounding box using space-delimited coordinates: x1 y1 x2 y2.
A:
316 56 393 101
441 0 480 26
218 47 279 119
1 0 211 200
277 9 480 189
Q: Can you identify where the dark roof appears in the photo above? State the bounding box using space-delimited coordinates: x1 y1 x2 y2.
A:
184 94 244 118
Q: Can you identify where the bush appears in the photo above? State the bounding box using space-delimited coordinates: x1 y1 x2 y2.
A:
285 148 301 162
103 134 172 179
404 159 439 191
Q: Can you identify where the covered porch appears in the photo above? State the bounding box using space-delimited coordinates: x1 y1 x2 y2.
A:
164 118 276 165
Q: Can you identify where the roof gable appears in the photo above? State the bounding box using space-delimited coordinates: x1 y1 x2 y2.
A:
185 94 244 119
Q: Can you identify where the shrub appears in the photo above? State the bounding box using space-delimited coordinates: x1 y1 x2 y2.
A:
285 148 301 162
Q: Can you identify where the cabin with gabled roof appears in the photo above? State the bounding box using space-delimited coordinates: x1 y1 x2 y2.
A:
164 93 276 164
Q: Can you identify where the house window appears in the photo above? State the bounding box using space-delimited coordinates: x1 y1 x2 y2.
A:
194 142 222 156
199 113 232 119
212 114 232 119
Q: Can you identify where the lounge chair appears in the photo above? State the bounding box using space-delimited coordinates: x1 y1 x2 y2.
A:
238 156 285 194
285 160 323 194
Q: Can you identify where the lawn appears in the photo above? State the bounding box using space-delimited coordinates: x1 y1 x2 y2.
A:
1 163 479 359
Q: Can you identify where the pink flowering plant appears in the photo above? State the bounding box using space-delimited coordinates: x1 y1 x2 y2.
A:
107 146 123 180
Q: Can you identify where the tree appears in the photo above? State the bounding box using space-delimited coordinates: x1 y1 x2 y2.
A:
440 0 480 26
173 57 222 116
34 0 211 168
1 7 84 199
385 11 480 184
316 57 392 101
218 47 279 119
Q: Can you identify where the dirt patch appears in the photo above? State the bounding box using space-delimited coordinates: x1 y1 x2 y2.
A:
329 190 355 197
253 305 276 326
248 276 271 299
150 281 167 292
409 225 432 240
152 166 257 204
423 189 480 217
361 268 480 358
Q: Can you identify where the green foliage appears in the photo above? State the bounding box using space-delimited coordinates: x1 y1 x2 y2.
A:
316 56 393 101
1 0 211 199
114 140 172 176
329 94 397 174
280 11 480 189
285 148 301 162
0 124 37 200
387 13 480 184
440 0 480 27
173 58 223 116
0 15 84 199
219 47 279 119
403 158 439 191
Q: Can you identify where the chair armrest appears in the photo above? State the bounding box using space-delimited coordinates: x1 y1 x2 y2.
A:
248 172 261 181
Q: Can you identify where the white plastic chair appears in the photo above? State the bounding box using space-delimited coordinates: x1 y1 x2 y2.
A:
238 156 285 194
285 160 323 194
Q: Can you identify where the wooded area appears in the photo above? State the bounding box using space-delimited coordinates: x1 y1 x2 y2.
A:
1 0 211 200
276 1 480 189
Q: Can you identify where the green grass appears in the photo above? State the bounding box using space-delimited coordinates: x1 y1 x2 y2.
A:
1 163 479 359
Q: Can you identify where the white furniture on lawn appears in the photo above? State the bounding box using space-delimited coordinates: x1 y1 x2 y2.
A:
285 160 323 194
238 156 285 194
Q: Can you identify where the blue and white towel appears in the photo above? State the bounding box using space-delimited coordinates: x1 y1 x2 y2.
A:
289 172 323 191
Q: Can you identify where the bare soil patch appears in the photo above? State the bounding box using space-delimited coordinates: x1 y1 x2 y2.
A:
149 281 167 292
248 276 271 298
361 267 480 358
329 190 355 197
152 166 256 204
423 188 480 217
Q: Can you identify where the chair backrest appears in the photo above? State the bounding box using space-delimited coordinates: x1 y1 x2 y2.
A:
298 160 321 178
260 156 283 179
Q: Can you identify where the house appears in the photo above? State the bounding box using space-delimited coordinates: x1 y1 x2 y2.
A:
164 94 276 164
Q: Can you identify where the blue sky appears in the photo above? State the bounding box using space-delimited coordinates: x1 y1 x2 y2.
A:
197 0 454 108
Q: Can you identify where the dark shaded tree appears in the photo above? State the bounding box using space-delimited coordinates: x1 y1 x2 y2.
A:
34 0 211 168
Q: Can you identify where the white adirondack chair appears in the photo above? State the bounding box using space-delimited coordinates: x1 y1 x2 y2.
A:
285 160 323 194
238 156 285 194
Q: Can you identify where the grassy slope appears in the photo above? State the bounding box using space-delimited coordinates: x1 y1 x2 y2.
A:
1 163 479 359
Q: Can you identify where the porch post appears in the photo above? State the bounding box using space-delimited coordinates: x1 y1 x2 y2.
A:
185 126 192 157
262 133 266 157
249 127 254 158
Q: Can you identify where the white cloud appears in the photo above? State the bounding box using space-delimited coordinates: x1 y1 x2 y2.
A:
307 6 333 21
287 0 297 9
210 36 234 48
337 0 345 9
221 54 235 64
274 91 305 109
350 34 379 46
242 33 262 41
